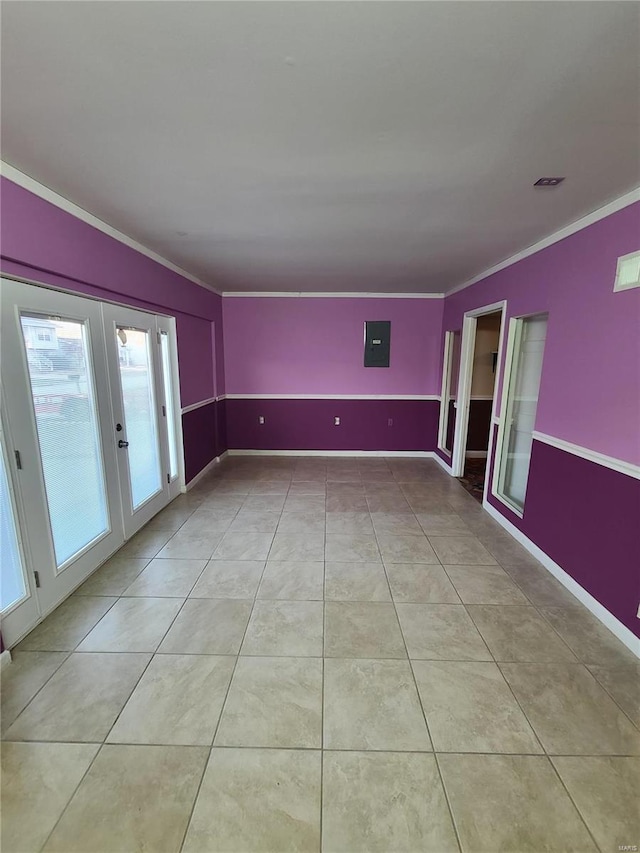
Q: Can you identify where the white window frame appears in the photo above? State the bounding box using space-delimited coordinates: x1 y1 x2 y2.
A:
491 312 548 517
613 250 640 292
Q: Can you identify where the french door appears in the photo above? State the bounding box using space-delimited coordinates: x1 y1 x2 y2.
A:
103 305 176 537
0 279 181 646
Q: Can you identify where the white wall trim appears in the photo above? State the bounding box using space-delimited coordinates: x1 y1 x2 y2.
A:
182 451 228 490
222 291 444 299
482 500 640 658
432 452 454 474
224 394 440 401
181 396 225 414
227 449 438 458
1 161 222 296
446 186 640 297
532 432 640 480
0 649 12 671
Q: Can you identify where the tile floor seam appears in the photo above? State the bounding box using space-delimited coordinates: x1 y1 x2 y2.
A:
176 553 271 848
5 740 640 757
546 754 606 853
585 667 640 732
461 608 552 758
372 523 464 853
177 529 272 815
37 741 106 853
177 746 214 853
0 650 72 734
16 593 122 656
529 601 598 662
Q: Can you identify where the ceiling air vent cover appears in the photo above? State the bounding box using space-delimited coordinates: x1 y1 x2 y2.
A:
534 177 565 187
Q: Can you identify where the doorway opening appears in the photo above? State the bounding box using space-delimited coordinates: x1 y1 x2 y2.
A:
450 301 506 503
459 311 502 500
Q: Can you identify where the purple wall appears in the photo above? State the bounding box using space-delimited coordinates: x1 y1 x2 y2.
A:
0 178 224 479
444 202 640 465
223 296 443 396
227 398 439 452
485 427 640 638
445 204 640 639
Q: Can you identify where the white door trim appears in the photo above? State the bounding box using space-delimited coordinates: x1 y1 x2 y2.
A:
451 301 507 478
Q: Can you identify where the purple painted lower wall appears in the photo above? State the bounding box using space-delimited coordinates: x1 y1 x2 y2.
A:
486 426 640 638
226 399 439 452
182 399 228 483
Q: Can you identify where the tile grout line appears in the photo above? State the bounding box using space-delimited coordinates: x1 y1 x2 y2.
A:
371 491 464 853
177 519 276 853
0 649 72 734
37 740 106 852
546 755 605 853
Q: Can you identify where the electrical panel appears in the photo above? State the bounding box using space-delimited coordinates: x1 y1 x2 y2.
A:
364 321 390 367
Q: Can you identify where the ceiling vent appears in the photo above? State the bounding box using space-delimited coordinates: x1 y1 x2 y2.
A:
534 177 565 187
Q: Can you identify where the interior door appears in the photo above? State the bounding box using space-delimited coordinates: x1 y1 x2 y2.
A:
102 304 171 537
0 279 125 635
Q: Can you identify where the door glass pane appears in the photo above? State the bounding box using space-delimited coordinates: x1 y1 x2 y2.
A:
20 314 109 567
160 331 178 479
116 327 162 509
443 331 461 454
1 439 27 611
499 314 548 511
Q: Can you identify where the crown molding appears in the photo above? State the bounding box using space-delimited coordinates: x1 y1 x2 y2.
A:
446 186 640 297
1 161 222 296
222 291 444 299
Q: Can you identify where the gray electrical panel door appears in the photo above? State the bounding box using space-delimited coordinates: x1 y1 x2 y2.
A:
364 321 391 367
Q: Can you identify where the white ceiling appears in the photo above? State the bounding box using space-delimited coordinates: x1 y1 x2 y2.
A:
1 1 639 294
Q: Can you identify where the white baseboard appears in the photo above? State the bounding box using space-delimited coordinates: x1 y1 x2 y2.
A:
226 449 436 458
182 451 229 491
1 649 12 670
483 500 640 658
465 451 488 459
432 453 454 474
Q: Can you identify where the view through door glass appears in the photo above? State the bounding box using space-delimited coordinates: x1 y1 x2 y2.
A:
20 314 110 567
116 327 162 509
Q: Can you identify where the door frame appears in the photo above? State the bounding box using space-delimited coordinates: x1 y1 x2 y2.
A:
450 300 507 484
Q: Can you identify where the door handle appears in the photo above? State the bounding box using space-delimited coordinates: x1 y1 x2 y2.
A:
118 439 129 448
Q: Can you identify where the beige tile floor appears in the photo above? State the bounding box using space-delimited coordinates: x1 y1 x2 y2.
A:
1 456 638 853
